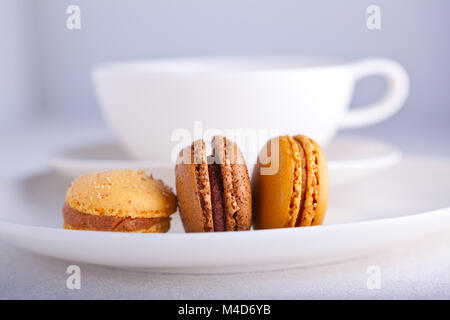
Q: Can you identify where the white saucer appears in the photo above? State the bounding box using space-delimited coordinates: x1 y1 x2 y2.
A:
0 156 449 273
50 135 401 188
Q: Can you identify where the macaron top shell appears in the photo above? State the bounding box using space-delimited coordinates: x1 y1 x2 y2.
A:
253 136 297 229
65 169 177 219
252 135 328 229
176 140 214 232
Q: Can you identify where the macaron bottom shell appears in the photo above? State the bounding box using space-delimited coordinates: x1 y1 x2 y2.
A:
63 203 171 233
63 222 170 233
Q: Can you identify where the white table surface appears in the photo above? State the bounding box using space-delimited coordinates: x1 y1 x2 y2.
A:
1 114 450 299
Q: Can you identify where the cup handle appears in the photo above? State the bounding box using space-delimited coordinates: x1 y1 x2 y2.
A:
340 58 409 128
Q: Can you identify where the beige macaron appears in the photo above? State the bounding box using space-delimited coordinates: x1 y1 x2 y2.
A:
252 135 328 229
63 169 177 232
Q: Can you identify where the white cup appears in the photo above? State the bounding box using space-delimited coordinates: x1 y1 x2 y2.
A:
92 56 409 163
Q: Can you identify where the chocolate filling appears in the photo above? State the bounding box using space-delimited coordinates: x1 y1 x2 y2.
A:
207 162 226 232
63 203 166 232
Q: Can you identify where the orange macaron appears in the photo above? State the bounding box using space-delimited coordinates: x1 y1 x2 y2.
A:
252 135 328 229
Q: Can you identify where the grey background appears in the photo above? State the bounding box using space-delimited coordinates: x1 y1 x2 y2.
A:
1 0 449 155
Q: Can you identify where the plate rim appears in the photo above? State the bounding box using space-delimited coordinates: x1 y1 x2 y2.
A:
1 206 449 239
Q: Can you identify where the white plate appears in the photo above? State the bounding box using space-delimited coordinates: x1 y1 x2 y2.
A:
0 157 449 273
50 135 401 188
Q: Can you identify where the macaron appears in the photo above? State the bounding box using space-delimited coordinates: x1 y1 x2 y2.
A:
63 169 177 232
175 136 252 232
252 135 328 229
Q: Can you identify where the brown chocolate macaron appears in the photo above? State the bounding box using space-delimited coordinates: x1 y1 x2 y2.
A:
175 136 252 232
252 135 328 229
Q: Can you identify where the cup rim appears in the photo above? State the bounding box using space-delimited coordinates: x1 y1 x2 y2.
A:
93 55 345 77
